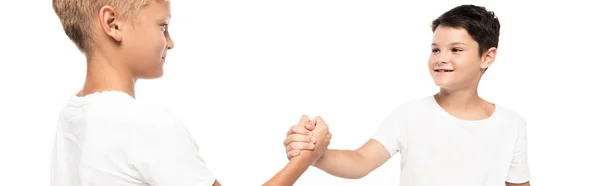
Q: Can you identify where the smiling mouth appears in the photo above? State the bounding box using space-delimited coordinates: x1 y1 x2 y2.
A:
434 69 454 72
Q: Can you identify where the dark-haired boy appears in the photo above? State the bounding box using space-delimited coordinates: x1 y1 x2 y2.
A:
284 4 530 186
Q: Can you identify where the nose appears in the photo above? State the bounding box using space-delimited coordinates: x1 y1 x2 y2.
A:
436 52 450 65
436 57 448 65
166 33 174 50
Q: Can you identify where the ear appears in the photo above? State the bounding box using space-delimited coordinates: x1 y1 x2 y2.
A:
480 47 497 70
98 5 123 42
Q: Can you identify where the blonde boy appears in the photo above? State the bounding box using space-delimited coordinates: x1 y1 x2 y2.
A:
50 1 331 185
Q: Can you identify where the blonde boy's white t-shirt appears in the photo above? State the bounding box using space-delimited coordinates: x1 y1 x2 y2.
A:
372 96 530 186
51 91 215 186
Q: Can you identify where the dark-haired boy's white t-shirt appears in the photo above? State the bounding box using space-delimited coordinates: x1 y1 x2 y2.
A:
51 91 215 186
372 96 530 186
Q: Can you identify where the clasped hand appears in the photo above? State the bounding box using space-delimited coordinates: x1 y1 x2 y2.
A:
283 115 332 165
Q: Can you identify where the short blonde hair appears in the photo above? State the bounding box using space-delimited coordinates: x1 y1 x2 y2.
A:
52 0 151 53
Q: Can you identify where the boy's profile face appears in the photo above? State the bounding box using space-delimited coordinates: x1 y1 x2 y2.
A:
119 0 173 79
428 25 492 90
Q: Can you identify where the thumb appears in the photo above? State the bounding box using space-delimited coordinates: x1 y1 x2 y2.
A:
315 116 326 126
314 116 328 129
297 115 310 126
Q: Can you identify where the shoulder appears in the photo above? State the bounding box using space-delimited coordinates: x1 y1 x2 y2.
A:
128 102 184 133
126 102 196 151
493 105 527 127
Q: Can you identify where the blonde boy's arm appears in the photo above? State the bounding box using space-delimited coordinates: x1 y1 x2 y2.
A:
211 154 313 186
261 154 313 186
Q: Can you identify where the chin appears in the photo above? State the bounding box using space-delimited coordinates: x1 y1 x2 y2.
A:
149 71 164 79
433 79 449 86
433 80 456 90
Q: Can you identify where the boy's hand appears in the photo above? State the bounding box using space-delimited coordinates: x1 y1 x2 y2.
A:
283 116 317 159
301 116 331 165
283 116 331 164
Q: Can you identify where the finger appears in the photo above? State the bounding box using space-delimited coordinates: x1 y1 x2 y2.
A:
304 123 315 131
293 134 315 143
287 123 311 135
291 125 311 135
286 125 294 135
283 134 315 146
297 115 310 126
286 142 315 152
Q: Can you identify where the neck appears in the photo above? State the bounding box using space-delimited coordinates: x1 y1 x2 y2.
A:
79 50 136 98
435 86 482 110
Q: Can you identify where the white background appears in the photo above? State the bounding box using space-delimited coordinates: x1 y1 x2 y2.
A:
1 0 599 185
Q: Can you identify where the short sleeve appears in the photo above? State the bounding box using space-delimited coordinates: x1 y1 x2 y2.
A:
371 106 407 157
129 117 216 186
505 121 531 183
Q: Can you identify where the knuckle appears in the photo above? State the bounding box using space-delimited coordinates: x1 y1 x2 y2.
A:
287 143 295 150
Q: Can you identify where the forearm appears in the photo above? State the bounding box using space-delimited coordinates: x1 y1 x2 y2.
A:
262 153 312 186
314 149 372 179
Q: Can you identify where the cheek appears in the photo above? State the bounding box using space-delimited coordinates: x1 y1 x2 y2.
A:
454 61 481 80
156 30 167 45
143 32 167 57
428 55 436 67
157 32 167 45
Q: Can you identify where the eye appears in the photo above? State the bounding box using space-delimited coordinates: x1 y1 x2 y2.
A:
431 48 440 53
160 23 168 32
451 48 463 52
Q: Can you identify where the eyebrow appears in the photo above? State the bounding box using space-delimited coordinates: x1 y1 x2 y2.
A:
431 42 467 46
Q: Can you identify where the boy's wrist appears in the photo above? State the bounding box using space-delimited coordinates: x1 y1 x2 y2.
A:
312 149 327 167
290 152 313 167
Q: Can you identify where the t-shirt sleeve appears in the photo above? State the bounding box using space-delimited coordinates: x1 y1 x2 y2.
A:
129 116 216 186
371 106 407 157
505 120 531 183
